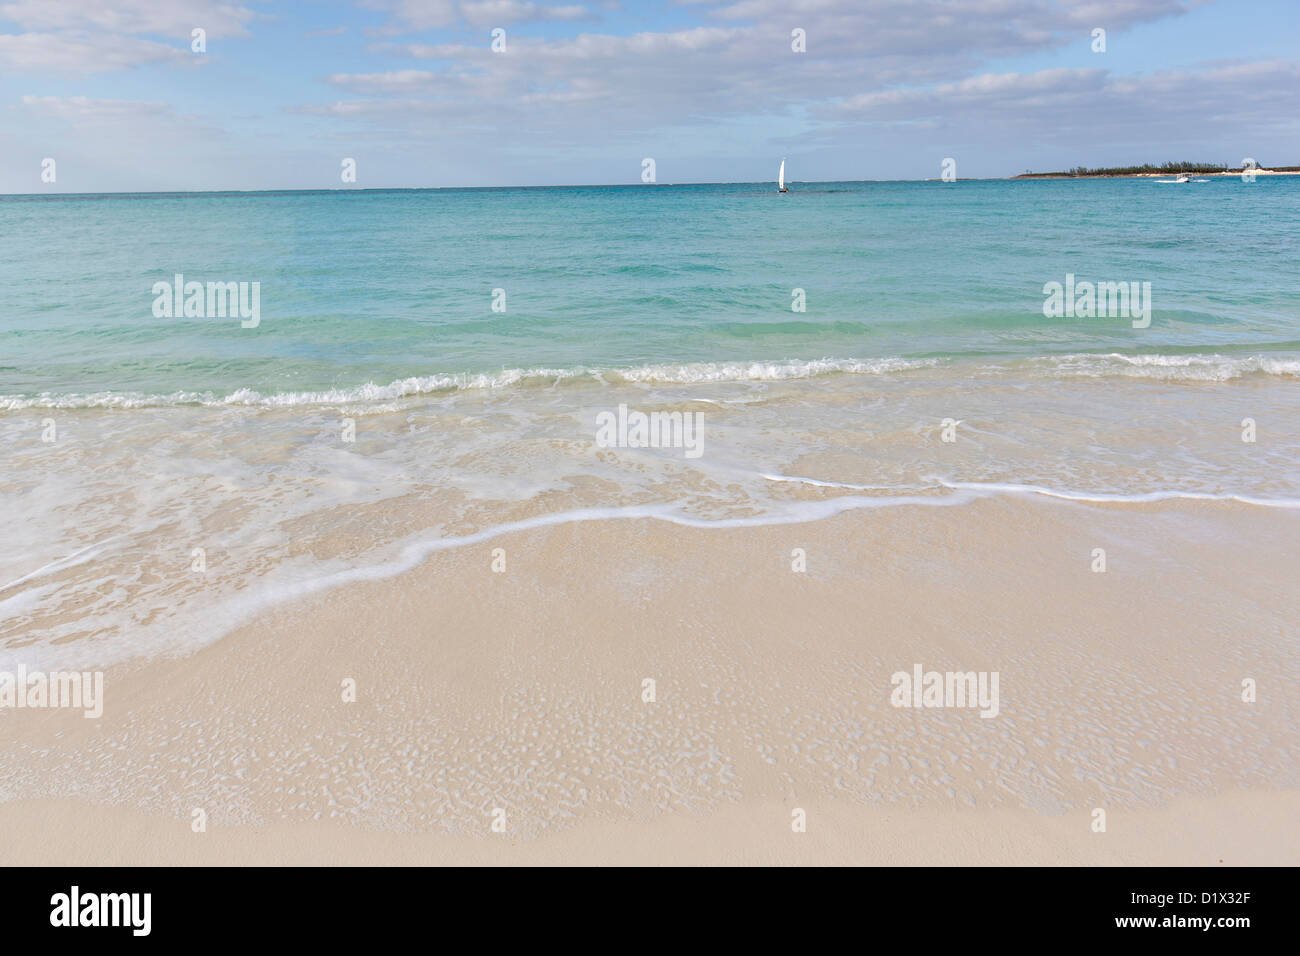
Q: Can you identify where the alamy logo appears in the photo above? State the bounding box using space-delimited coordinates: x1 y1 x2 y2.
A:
50 886 150 936
152 273 261 328
1042 273 1151 328
595 404 703 458
890 664 999 718
0 666 103 718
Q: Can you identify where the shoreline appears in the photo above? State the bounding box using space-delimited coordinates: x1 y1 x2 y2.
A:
6 362 1299 677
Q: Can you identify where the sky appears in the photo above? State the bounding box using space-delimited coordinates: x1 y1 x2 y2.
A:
1 0 1298 192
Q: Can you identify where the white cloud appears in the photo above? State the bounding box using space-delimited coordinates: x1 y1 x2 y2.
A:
832 60 1300 123
458 1 591 27
822 59 1300 162
0 0 257 38
362 0 594 32
342 0 1198 139
326 69 440 93
18 93 173 118
0 31 190 72
0 0 259 74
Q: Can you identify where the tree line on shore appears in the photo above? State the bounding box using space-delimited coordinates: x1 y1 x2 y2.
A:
1015 161 1293 178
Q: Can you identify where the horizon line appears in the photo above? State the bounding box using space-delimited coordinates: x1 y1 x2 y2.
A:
5 166 1294 198
0 176 1087 198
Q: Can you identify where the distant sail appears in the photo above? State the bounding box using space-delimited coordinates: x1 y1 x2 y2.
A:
779 160 786 190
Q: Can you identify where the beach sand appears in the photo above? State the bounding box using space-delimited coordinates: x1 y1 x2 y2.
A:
2 494 1295 865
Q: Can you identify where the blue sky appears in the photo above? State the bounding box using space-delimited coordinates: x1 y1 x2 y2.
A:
2 0 1298 192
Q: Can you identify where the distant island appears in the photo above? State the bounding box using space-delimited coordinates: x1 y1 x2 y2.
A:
1015 162 1300 179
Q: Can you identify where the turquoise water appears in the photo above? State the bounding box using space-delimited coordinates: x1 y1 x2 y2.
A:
4 178 1300 670
3 178 1298 403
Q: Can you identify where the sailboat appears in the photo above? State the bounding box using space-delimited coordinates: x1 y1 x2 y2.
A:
778 159 789 193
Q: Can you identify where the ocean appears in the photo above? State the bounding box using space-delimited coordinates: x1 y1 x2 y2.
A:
3 178 1299 669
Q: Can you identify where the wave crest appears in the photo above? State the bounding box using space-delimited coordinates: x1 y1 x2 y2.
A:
4 351 1299 410
1034 353 1300 381
0 357 935 410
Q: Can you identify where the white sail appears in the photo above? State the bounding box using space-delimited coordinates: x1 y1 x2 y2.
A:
778 160 786 190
